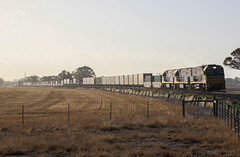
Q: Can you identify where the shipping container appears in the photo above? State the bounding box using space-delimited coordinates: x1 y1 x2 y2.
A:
120 76 125 85
129 75 134 85
87 77 95 84
133 74 139 85
115 76 120 85
83 78 87 85
139 73 152 85
110 76 115 85
96 77 102 84
107 77 111 85
102 77 107 85
72 78 77 84
124 75 129 85
152 75 162 82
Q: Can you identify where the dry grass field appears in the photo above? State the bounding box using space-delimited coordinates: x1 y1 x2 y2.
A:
0 87 240 156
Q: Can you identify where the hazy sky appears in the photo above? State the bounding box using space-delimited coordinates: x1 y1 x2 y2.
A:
1 0 240 80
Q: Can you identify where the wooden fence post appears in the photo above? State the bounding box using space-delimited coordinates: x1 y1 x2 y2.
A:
204 99 207 109
231 106 233 130
237 109 239 138
68 104 70 123
110 102 112 120
147 102 149 119
216 99 218 117
227 104 230 126
182 100 185 117
22 105 24 125
224 102 227 123
222 102 224 120
234 106 236 134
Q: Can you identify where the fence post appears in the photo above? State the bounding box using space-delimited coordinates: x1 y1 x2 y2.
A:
222 102 224 121
216 99 218 117
237 108 239 138
182 99 185 117
204 98 207 109
22 105 24 125
110 102 112 120
231 105 233 130
68 104 70 123
224 102 227 123
234 106 236 134
227 104 230 126
213 98 216 116
147 102 149 119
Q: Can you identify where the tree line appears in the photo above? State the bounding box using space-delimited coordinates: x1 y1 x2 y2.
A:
19 66 96 83
0 78 14 87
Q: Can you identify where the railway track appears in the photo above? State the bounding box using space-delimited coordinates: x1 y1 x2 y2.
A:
80 85 240 103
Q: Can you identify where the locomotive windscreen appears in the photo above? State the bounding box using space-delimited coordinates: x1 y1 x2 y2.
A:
205 66 224 76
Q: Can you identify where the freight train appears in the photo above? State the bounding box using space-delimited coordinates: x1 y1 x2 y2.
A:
18 64 226 91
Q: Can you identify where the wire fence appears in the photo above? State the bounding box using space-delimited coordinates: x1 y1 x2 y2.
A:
215 100 240 138
0 101 162 126
182 98 240 139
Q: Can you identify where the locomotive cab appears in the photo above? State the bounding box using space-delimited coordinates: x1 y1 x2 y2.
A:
204 65 225 91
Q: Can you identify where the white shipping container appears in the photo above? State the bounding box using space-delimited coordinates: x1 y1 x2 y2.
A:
107 77 111 85
86 78 90 84
139 73 152 85
133 74 139 85
124 75 129 85
129 75 134 85
139 74 144 85
120 76 124 85
102 77 107 85
110 76 115 85
66 79 70 84
115 76 120 85
73 78 77 84
83 78 87 84
88 77 95 84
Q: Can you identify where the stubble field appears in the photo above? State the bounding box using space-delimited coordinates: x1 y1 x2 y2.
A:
0 87 239 157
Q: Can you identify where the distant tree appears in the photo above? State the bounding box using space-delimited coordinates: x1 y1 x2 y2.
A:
58 70 72 80
72 66 96 80
0 78 4 87
223 48 240 70
27 75 40 82
4 81 13 87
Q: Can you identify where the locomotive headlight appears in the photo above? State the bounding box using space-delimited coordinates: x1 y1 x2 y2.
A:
213 66 216 69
